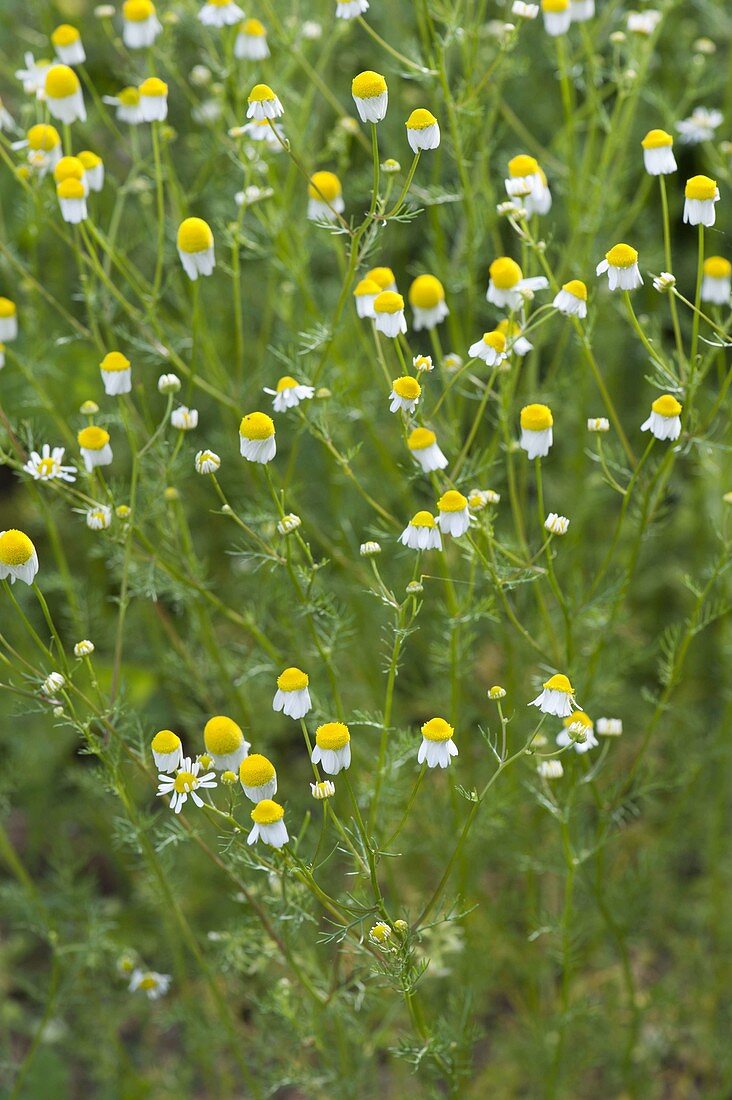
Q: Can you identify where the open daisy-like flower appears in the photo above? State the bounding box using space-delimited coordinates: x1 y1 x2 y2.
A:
247 83 283 120
641 129 676 176
239 754 278 802
529 673 578 717
203 715 250 770
23 445 76 483
177 218 215 280
405 109 440 152
122 0 162 49
468 330 508 366
313 722 351 774
157 756 217 814
399 510 442 551
418 717 458 769
520 404 553 459
683 175 719 228
553 280 587 318
641 394 682 441
409 275 448 330
307 171 344 222
239 411 276 463
264 376 314 412
100 352 132 395
51 24 86 66
44 64 86 124
151 729 184 771
541 0 571 36
139 77 168 122
505 154 551 215
487 257 548 310
0 529 39 585
273 667 312 719
336 0 369 18
701 256 732 304
374 291 407 338
78 426 112 471
199 0 245 27
389 376 421 414
353 277 381 319
407 427 448 473
352 70 388 123
596 243 643 291
437 490 471 537
235 18 270 59
556 711 598 754
247 799 289 848
129 970 171 999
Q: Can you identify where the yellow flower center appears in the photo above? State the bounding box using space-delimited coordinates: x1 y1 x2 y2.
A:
641 128 673 149
438 490 468 513
374 291 404 315
410 510 436 528
354 278 381 297
0 297 17 318
242 18 266 34
204 715 243 755
45 65 79 100
520 403 553 431
562 279 587 300
392 376 421 399
605 243 638 268
57 179 85 200
239 412 275 440
685 175 717 201
496 319 520 338
123 0 156 21
421 717 454 742
52 24 80 46
251 799 284 825
481 330 507 351
563 711 591 729
78 150 102 169
508 154 539 177
248 83 276 103
365 267 395 290
152 729 181 754
100 352 130 373
138 975 159 990
489 257 522 289
118 87 141 107
408 274 444 309
27 124 60 151
78 426 110 450
0 529 35 566
408 427 436 451
542 0 569 10
139 77 167 98
703 256 732 279
308 171 342 201
177 217 213 253
173 770 197 793
406 108 437 130
651 394 682 417
277 666 309 691
543 673 574 694
38 458 57 476
315 722 350 750
351 70 387 99
275 376 298 392
240 754 275 786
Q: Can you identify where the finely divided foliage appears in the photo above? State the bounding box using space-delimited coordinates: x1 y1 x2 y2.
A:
0 0 731 1096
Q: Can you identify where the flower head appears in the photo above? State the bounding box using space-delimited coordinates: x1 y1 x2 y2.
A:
78 426 112 471
247 83 283 120
273 666 312 720
157 756 217 813
312 722 351 774
24 445 76 483
405 108 440 152
44 65 86 124
100 351 131 396
351 71 388 123
519 404 553 459
247 799 289 848
529 672 577 717
641 394 682 441
151 729 183 771
177 217 215 279
399 510 442 551
203 715 250 770
418 717 458 769
239 753 277 802
437 490 470 537
373 291 407 338
683 175 719 227
239 411 276 463
307 171 344 222
641 129 676 175
122 0 162 49
0 530 39 585
596 243 643 292
407 427 448 473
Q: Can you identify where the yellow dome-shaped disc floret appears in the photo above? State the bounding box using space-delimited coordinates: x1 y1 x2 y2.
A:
605 243 638 268
151 729 181 754
391 376 421 400
354 277 381 297
508 154 540 177
78 150 102 170
704 256 732 279
410 510 436 528
0 530 36 566
45 65 79 100
562 279 587 300
78 426 110 450
27 124 60 151
52 25 81 47
177 217 213 254
100 352 131 373
408 274 445 309
277 667 309 692
204 715 244 755
481 330 507 352
563 710 592 729
57 178 85 200
408 427 437 451
352 70 387 99
685 174 717 201
520 403 553 431
275 376 299 392
365 267 396 290
308 171 342 202
139 77 167 98
489 257 523 289
542 0 569 10
437 489 468 513
406 108 437 130
240 754 276 787
53 158 85 184
251 798 284 825
496 319 521 338
421 717 454 742
248 82 277 104
651 394 682 417
123 0 156 20
173 769 197 793
374 291 404 315
0 298 17 318
119 87 141 107
641 128 673 149
239 412 275 440
315 722 350 750
543 673 574 693
242 17 266 34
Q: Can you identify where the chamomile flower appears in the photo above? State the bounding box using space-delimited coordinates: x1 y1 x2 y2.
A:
468 329 508 365
235 19 270 59
247 83 283 120
86 504 112 530
469 488 500 510
493 319 531 357
129 970 171 999
405 108 440 152
513 2 539 16
15 54 51 100
54 155 88 195
596 243 643 291
195 449 221 474
557 711 598 754
399 511 442 551
530 673 578 717
157 755 217 813
374 291 407 338
51 25 86 66
312 722 351 775
487 257 548 310
204 715 250 770
366 266 397 293
14 124 62 175
99 352 131 395
336 0 368 18
409 275 449 330
683 175 719 227
102 87 143 125
653 272 676 293
158 373 181 393
239 412 276 463
311 779 335 799
413 354 434 373
641 394 682 441
389 376 421 414
520 404 553 459
151 729 184 771
78 150 104 191
541 0 571 36
74 639 94 657
627 9 661 35
0 299 18 342
596 717 623 736
353 278 381 318
0 530 39 585
23 445 76 483
78 426 112 471
247 799 289 848
418 717 458 769
505 155 552 215
641 129 676 175
139 77 168 122
264 376 314 412
676 107 723 145
239 119 282 147
570 0 594 21
177 217 215 280
352 70 388 124
701 256 732 304
437 490 471 537
199 0 245 26
273 667 312 719
239 754 277 802
122 0 162 48
545 513 569 535
307 171 345 222
587 417 609 432
553 279 588 318
407 428 448 473
537 760 563 779
171 406 198 431
44 65 86 124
